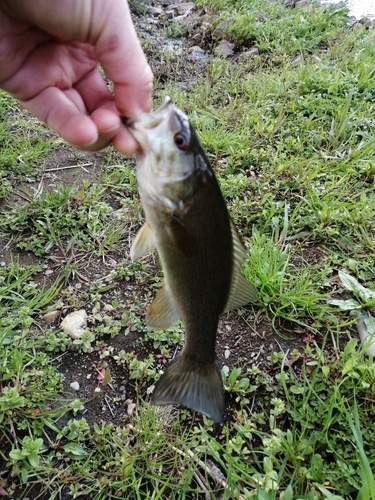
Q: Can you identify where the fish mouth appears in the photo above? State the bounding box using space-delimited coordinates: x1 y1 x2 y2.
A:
126 96 174 132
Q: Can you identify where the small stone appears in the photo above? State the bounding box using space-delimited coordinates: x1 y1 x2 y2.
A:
127 403 136 415
86 374 92 379
352 22 365 30
294 0 309 8
225 324 232 332
119 385 126 392
224 349 230 359
146 6 164 16
0 262 6 267
60 309 87 339
357 313 375 356
175 2 195 15
212 18 233 40
111 208 125 219
189 45 205 55
45 269 54 276
42 310 61 323
214 40 235 58
70 381 80 391
103 303 115 312
238 47 259 61
93 387 102 395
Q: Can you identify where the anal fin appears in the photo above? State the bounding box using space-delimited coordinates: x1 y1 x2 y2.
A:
146 286 180 331
151 355 225 423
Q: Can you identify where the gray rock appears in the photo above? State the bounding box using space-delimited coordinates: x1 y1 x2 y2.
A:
60 309 87 339
237 47 260 61
357 312 375 356
214 40 235 58
146 6 164 16
352 22 365 29
212 18 233 40
70 381 80 391
169 2 195 15
188 45 208 60
295 0 313 11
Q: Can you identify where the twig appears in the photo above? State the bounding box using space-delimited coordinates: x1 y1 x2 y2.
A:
233 335 242 347
50 351 68 364
94 366 114 390
240 315 263 338
44 162 93 172
104 395 115 417
172 446 227 489
274 338 285 354
193 468 213 500
252 343 264 362
127 423 245 498
330 330 339 359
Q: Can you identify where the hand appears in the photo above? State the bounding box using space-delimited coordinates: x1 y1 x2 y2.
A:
0 0 153 153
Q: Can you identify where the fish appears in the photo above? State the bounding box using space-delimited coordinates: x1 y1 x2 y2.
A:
127 97 256 422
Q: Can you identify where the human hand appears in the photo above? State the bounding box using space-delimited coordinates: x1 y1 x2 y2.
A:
0 0 153 153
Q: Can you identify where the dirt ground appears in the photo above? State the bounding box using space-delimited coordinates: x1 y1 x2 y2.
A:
1 4 350 498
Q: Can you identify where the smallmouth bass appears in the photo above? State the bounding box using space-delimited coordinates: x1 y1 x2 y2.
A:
128 97 256 422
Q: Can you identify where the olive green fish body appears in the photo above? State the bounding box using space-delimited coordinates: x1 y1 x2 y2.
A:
128 98 256 422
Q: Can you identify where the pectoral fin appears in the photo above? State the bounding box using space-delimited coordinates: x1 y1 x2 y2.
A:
130 222 156 260
146 286 180 330
224 220 257 311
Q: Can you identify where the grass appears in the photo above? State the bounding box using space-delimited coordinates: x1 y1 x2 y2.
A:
1 0 375 498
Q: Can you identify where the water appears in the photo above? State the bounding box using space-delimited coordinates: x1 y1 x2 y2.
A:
327 0 375 19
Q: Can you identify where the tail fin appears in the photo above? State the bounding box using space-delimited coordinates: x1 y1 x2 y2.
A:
151 355 225 423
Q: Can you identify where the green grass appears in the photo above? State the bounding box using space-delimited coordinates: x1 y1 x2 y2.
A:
1 0 375 498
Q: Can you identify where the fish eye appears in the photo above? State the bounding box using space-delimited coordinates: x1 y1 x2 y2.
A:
174 133 189 150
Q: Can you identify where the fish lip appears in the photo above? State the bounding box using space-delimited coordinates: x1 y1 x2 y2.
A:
124 96 174 133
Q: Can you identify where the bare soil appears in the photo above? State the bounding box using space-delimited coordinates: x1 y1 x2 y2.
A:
0 4 346 498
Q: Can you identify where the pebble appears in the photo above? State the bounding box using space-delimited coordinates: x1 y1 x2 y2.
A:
86 374 92 379
45 269 54 276
103 303 115 312
42 310 61 323
225 325 232 332
147 6 164 16
214 40 235 58
188 46 206 59
127 403 137 415
169 2 195 15
0 262 6 267
212 18 233 39
224 349 230 359
60 309 88 339
356 312 375 356
237 47 260 61
70 381 80 391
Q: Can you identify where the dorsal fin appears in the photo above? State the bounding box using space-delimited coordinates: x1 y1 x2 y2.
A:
224 220 256 311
